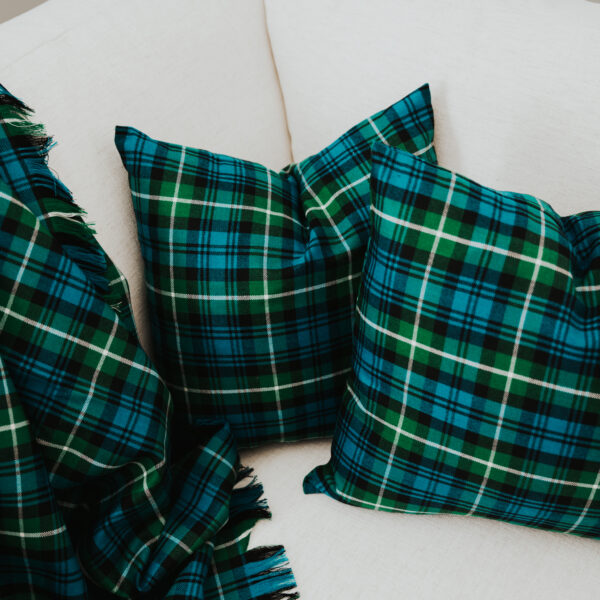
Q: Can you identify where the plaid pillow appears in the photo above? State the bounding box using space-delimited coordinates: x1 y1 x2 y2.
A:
115 85 436 446
305 144 600 537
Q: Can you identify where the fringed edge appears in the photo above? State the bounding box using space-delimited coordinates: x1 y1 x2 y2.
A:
227 465 272 531
0 85 133 324
0 86 107 289
211 464 299 598
240 546 299 600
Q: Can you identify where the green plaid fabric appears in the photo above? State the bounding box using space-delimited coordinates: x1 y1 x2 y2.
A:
305 144 600 537
0 85 297 599
116 85 436 446
0 87 134 332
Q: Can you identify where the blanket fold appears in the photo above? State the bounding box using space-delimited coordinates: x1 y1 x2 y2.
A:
0 85 298 600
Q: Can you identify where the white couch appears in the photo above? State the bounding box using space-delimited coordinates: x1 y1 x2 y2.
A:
1 1 599 598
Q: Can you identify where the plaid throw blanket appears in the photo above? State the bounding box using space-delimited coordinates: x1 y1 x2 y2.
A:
0 85 298 599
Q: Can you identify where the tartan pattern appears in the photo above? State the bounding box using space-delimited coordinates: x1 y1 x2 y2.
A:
116 84 436 446
0 86 298 599
0 353 84 598
305 144 600 537
0 85 135 332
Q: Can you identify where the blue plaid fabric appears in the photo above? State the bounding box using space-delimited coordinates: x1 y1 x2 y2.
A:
116 84 436 446
0 85 298 599
306 145 600 537
0 86 134 332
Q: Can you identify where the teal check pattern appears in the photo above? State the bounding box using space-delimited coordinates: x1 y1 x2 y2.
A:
305 144 600 537
0 87 134 333
116 85 436 446
0 85 297 599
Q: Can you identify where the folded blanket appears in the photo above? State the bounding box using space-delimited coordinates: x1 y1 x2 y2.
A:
0 85 298 599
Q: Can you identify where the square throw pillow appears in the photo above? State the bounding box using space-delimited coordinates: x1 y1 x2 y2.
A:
115 85 436 446
305 144 600 537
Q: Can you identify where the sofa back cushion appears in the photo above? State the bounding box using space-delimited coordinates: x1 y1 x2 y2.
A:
265 0 600 217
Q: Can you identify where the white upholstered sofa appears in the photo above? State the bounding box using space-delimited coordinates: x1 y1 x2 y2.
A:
1 1 599 598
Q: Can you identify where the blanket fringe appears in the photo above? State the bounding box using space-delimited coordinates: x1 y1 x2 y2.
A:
243 546 300 600
228 465 272 529
0 84 134 326
214 465 299 599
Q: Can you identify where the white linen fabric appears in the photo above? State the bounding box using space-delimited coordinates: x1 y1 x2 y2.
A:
244 440 600 600
0 0 291 350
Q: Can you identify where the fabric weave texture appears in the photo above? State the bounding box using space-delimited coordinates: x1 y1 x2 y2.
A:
305 144 600 537
116 85 436 446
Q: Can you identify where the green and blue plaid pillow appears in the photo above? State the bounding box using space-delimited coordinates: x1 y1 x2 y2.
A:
116 85 436 446
305 144 600 537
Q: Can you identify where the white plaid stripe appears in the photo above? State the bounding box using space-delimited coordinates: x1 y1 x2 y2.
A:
37 436 166 528
467 197 546 516
347 384 598 489
373 173 455 510
166 366 352 395
371 205 574 281
112 534 160 594
356 305 600 400
263 170 286 441
0 360 35 597
130 189 305 229
3 307 157 377
168 148 191 417
0 193 40 333
367 117 388 143
146 272 362 301
49 319 120 477
0 526 67 538
564 471 600 533
297 163 356 302
304 173 370 216
367 118 434 157
210 553 226 600
0 421 28 433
